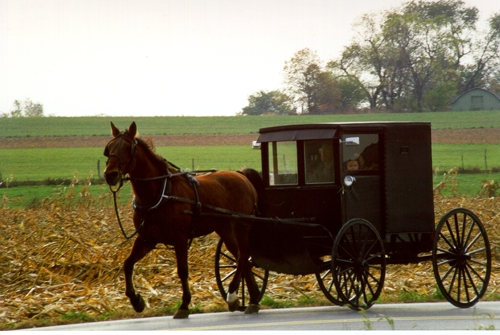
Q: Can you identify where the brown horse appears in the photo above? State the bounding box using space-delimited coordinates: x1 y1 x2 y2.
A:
103 121 261 318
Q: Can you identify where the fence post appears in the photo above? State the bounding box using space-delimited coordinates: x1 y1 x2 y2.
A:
484 149 488 171
97 160 101 178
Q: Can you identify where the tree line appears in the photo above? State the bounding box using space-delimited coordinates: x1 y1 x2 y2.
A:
1 99 44 118
241 0 500 115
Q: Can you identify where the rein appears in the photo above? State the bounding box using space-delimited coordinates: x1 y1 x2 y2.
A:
110 184 139 240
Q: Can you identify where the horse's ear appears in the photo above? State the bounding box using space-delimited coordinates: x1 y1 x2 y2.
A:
128 122 137 138
110 122 120 137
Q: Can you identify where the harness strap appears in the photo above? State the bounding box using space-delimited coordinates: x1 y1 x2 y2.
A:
111 167 243 242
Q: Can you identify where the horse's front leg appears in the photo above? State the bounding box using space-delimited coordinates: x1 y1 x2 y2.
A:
124 237 156 313
173 241 191 319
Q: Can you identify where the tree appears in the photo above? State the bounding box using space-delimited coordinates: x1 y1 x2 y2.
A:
332 0 497 112
283 48 341 114
241 90 295 115
23 99 44 117
459 12 500 92
9 100 23 118
4 99 44 118
335 76 366 109
314 70 341 113
383 8 456 112
332 13 409 110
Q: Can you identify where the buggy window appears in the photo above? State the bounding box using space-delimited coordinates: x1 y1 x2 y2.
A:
268 141 298 185
342 134 379 171
304 140 335 184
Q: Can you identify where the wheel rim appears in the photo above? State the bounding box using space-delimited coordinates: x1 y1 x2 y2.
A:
315 255 343 306
332 219 385 310
214 239 268 310
432 208 491 308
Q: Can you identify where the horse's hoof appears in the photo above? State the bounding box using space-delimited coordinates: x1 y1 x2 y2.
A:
244 304 260 314
227 291 240 312
227 298 240 312
131 294 146 313
173 309 190 319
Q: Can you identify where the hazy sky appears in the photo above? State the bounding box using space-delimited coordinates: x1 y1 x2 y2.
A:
1 0 499 117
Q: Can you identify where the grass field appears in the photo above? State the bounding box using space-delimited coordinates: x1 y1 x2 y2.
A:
0 146 261 182
1 143 500 181
1 110 500 138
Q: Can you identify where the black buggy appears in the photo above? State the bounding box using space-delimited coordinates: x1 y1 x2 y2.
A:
214 121 492 311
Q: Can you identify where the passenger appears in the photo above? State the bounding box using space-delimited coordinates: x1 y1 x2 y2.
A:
346 159 359 171
308 142 334 182
359 143 379 170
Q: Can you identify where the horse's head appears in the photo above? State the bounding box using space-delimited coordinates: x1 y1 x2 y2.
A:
103 121 138 186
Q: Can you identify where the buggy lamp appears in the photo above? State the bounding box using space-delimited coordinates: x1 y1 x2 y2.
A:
344 175 356 187
252 141 261 150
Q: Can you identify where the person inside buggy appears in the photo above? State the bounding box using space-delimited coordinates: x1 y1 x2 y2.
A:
306 141 335 183
342 135 379 172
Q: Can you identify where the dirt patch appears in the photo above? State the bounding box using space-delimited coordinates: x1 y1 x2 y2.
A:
431 128 500 144
0 134 259 149
0 128 499 149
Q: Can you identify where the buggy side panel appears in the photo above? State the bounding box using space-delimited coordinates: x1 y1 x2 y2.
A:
384 124 434 233
343 176 382 232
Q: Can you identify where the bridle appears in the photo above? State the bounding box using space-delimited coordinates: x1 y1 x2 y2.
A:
103 133 139 192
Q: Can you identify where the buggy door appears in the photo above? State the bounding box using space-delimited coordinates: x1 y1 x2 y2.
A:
340 133 382 233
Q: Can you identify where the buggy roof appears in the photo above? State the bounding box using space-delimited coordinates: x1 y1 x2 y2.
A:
257 121 431 143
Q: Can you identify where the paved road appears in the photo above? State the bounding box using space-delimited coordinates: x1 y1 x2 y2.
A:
25 302 499 331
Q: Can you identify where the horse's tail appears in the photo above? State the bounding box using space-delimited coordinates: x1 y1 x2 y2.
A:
238 168 267 217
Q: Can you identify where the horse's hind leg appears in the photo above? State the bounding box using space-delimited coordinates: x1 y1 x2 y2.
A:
124 237 156 313
222 233 244 312
172 241 191 319
226 262 244 312
226 221 260 314
226 254 260 314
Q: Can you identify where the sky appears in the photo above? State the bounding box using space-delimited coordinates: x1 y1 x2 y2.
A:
1 0 500 117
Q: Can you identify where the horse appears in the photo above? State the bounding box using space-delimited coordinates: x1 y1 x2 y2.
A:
103 121 261 318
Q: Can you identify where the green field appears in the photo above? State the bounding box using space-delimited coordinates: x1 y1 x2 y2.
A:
1 144 500 182
1 143 500 208
1 110 500 138
2 112 500 207
0 146 261 182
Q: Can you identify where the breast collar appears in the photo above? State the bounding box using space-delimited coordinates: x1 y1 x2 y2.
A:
132 170 201 218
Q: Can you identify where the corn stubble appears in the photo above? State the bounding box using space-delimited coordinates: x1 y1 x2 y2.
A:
1 190 499 328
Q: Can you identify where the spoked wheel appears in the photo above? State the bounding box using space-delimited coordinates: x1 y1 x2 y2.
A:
214 238 269 311
332 219 385 311
432 208 491 308
315 255 343 306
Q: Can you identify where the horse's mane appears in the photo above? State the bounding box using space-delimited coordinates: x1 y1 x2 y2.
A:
135 136 180 173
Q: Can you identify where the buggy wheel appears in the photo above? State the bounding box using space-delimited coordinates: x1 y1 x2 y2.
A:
332 219 385 311
214 238 269 311
315 256 344 306
432 208 491 308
